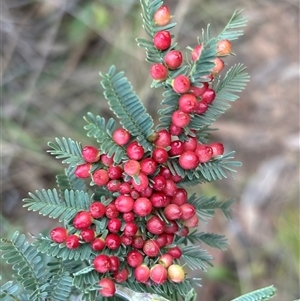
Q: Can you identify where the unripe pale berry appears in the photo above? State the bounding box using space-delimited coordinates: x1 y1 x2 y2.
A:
159 253 173 268
150 264 168 284
171 110 191 128
217 39 232 56
164 50 183 70
75 163 91 179
82 146 100 163
99 278 116 297
73 211 93 229
153 5 171 26
150 63 168 81
153 30 171 51
213 57 225 75
167 264 185 283
113 128 131 145
178 151 199 170
93 169 109 186
172 75 191 94
178 94 197 113
50 227 68 243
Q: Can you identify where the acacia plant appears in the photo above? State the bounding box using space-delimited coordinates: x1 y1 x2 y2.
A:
1 1 277 301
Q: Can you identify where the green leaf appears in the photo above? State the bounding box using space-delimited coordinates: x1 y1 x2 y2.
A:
0 281 21 300
23 189 91 222
83 113 128 164
184 289 197 301
100 66 155 151
181 245 213 271
47 137 84 166
46 271 73 301
230 286 277 301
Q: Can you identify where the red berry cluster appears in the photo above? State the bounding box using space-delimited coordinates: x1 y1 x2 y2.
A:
49 4 231 298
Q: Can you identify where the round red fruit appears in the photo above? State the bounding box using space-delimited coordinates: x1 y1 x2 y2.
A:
169 140 184 156
152 175 167 191
152 147 169 164
164 204 182 220
126 250 144 268
93 169 109 186
73 211 93 230
167 264 185 283
75 163 91 179
217 39 232 56
178 94 197 113
150 63 168 81
107 218 122 233
50 227 68 243
124 159 141 176
132 236 145 249
150 192 169 208
183 136 197 152
195 100 209 114
164 220 179 234
212 57 225 75
124 222 138 237
105 203 119 219
153 30 171 51
190 82 208 97
127 141 145 160
89 202 106 219
134 264 150 283
191 44 203 61
82 146 100 163
107 179 121 192
169 124 183 136
113 128 131 145
146 215 165 234
140 158 157 175
163 179 177 197
80 229 95 242
164 50 183 70
65 235 80 249
179 151 199 170
109 256 120 272
172 75 191 94
143 239 160 257
167 246 182 259
209 142 224 156
119 182 131 195
180 203 196 220
195 144 213 163
201 88 216 104
153 5 171 26
99 278 116 297
91 237 105 251
159 253 173 268
123 211 135 223
171 110 191 128
150 264 167 284
183 213 199 228
106 233 121 250
154 129 171 148
107 165 123 180
133 197 152 217
114 269 129 283
171 188 187 206
131 172 149 192
121 235 133 246
115 195 134 213
100 154 114 166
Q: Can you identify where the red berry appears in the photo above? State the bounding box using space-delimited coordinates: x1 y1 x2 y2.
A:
164 50 183 70
171 110 191 128
121 234 133 246
159 253 173 268
126 250 144 268
180 203 196 220
156 233 168 247
150 192 169 208
105 203 120 219
164 204 182 220
150 264 167 284
152 175 167 191
94 255 111 273
119 182 132 195
167 264 185 283
107 218 122 233
195 100 209 114
150 63 168 81
124 159 141 176
99 278 116 297
179 151 199 170
146 215 165 234
124 222 138 237
164 221 179 234
165 233 175 245
132 236 145 249
169 140 184 156
153 5 171 26
107 179 121 192
131 172 149 192
195 144 213 163
190 82 209 97
75 163 91 179
113 128 131 145
183 136 197 152
177 226 189 237
143 239 160 257
171 173 183 183
123 211 135 223
201 88 216 104
82 146 100 163
172 75 191 94
178 94 197 113
154 129 172 148
114 269 129 283
130 189 140 200
191 44 203 61
133 197 152 217
212 57 225 75
169 124 183 136
171 188 187 206
134 264 150 283
159 166 172 179
108 165 123 179
100 154 114 166
217 39 232 56
50 227 68 243
153 30 171 51
140 158 157 175
73 211 93 230
127 141 145 160
115 195 134 213
80 229 95 242
152 148 169 164
89 202 106 219
163 179 177 197
209 142 224 156
109 256 120 272
183 213 199 228
65 234 80 249
106 233 121 250
167 246 182 259
91 237 106 251
93 169 109 186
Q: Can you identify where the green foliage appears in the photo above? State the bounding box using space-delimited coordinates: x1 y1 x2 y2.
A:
230 286 277 301
181 246 213 271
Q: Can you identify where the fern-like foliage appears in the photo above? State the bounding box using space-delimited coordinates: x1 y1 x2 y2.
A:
0 280 22 300
181 246 213 271
0 232 49 301
100 66 155 151
47 137 84 166
46 271 73 301
23 189 91 222
230 286 277 301
84 113 128 164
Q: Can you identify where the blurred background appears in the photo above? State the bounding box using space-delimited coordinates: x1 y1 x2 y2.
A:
1 0 299 300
